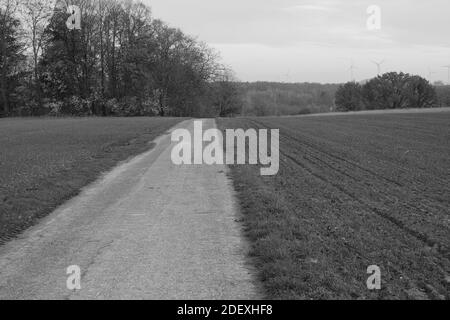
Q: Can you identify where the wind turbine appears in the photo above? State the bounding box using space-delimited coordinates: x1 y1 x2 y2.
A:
285 71 291 83
349 60 357 81
371 59 385 75
428 67 437 81
443 66 450 85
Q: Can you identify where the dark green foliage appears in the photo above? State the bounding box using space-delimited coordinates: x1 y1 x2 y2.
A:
337 72 438 112
209 80 243 117
405 75 438 109
239 82 339 116
2 0 237 117
0 6 27 116
434 85 450 107
364 72 411 110
38 0 219 117
335 82 363 112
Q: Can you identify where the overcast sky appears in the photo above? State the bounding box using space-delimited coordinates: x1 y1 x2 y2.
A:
145 0 450 83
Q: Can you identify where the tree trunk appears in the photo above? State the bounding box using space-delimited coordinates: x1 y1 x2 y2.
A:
110 21 117 98
33 49 42 106
100 20 105 98
0 70 8 115
0 28 8 115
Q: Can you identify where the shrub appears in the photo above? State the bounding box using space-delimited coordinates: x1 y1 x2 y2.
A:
45 100 64 116
405 75 438 109
59 96 93 116
297 107 312 115
335 82 363 112
106 98 120 115
435 85 450 107
362 72 437 110
17 100 41 116
104 97 158 117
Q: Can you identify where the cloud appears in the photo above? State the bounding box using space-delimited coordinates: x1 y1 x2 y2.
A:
147 0 450 82
282 4 336 12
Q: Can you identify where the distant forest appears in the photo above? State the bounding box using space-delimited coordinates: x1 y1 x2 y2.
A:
435 85 450 108
238 81 450 116
237 82 340 116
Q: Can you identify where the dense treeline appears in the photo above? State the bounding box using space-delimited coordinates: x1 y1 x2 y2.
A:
0 0 241 117
435 85 450 108
236 80 450 116
335 72 444 112
238 82 339 116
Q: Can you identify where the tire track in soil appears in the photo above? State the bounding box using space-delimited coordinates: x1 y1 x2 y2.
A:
247 118 449 257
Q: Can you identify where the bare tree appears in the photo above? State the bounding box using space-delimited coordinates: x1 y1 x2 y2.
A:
20 0 52 84
0 0 19 114
96 0 109 97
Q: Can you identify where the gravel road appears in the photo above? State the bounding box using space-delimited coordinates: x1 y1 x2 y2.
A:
0 119 259 300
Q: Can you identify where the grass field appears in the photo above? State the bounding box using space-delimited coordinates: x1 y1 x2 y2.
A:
218 112 450 300
0 117 183 244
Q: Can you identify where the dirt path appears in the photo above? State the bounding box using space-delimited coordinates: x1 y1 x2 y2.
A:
0 119 259 300
295 107 450 118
